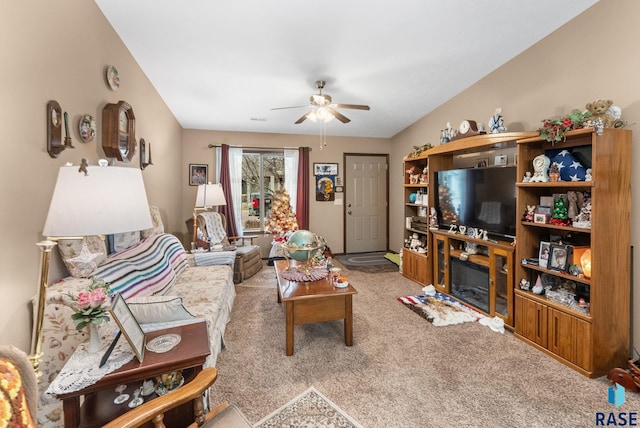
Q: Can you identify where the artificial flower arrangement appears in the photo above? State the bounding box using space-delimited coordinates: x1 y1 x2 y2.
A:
67 277 111 330
539 109 592 143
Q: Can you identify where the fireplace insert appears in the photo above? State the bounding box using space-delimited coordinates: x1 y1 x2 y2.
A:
450 257 489 313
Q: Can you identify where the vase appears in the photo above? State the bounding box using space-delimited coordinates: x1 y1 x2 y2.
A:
88 323 102 353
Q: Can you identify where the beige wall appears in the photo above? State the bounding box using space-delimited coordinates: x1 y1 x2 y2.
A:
181 129 391 253
0 1 183 351
390 0 640 350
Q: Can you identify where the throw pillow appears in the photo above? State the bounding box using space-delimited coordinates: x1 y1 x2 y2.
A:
141 205 165 239
126 296 195 324
58 237 107 278
108 231 141 254
548 149 587 181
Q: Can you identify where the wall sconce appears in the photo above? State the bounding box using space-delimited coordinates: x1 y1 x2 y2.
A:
140 138 153 170
46 100 74 158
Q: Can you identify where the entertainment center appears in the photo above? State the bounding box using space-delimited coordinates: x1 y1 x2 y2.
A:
402 128 631 377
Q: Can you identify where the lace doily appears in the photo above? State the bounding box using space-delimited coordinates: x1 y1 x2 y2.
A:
45 341 134 395
281 267 329 282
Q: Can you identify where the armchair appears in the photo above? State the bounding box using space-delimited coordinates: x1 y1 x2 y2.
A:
102 368 251 428
0 345 38 427
186 212 263 283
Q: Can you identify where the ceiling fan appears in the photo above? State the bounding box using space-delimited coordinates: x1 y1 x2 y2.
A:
272 80 370 124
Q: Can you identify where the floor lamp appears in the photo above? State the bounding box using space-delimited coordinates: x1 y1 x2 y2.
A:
30 165 152 377
192 182 227 247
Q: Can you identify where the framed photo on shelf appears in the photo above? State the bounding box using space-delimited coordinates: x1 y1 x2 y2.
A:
549 244 572 272
314 163 338 176
476 158 489 168
538 241 551 268
189 164 208 186
109 292 146 362
533 213 548 224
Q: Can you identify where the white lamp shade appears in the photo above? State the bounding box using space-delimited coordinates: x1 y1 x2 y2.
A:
43 166 153 238
195 182 226 208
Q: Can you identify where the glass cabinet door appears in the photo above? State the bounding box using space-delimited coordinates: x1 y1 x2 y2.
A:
434 236 448 292
492 248 512 322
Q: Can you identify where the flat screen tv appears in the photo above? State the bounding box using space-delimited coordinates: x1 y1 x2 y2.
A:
435 166 517 239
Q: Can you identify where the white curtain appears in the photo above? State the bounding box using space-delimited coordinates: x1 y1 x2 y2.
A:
284 149 298 212
216 146 244 236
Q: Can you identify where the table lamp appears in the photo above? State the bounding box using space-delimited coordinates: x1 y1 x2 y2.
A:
30 165 152 377
192 182 226 247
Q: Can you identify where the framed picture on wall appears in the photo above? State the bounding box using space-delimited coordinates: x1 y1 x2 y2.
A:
316 175 335 201
314 163 338 176
189 164 208 186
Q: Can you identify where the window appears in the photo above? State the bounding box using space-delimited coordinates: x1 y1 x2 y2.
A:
242 151 285 231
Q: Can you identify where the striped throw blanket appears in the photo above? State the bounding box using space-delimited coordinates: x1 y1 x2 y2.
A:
93 233 188 299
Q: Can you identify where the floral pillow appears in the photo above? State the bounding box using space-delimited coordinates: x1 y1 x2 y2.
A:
141 205 165 239
58 237 108 278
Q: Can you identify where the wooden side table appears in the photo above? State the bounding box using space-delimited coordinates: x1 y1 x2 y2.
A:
56 321 210 428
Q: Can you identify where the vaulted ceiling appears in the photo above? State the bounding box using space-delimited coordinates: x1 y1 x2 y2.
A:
96 0 598 138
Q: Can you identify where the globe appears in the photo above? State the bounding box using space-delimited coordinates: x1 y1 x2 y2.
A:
283 230 321 262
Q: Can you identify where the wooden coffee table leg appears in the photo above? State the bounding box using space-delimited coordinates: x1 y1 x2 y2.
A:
344 295 353 346
285 301 294 356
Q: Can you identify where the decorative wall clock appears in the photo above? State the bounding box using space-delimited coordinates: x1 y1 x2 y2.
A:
102 101 135 162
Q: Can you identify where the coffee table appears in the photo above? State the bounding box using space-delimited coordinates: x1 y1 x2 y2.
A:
274 259 357 356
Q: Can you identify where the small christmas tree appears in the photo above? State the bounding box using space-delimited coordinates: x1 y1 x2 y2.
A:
549 196 570 226
264 189 299 236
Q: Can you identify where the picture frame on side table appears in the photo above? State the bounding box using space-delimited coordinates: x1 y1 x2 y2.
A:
189 164 208 186
314 163 338 176
109 292 146 362
549 244 572 272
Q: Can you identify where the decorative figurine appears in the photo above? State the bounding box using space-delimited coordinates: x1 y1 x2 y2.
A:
532 275 544 295
488 108 507 133
429 207 438 229
529 154 550 183
522 171 532 183
519 278 531 291
549 197 571 226
420 166 429 184
567 191 579 220
548 163 560 182
523 205 536 222
584 168 592 181
573 201 592 229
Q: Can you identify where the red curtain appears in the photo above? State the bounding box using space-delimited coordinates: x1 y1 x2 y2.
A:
218 144 239 237
296 147 310 229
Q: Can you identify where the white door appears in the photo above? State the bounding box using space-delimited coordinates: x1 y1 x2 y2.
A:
345 154 388 253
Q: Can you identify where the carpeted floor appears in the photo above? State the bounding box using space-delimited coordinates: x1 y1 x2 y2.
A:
210 260 640 427
335 251 398 273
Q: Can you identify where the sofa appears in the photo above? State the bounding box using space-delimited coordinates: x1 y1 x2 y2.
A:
35 215 236 427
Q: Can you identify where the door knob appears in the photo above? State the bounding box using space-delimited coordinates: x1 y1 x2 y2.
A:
348 203 352 207
348 210 352 215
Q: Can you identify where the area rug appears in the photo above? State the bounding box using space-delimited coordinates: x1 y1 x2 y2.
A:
397 293 484 327
336 252 398 273
253 386 363 428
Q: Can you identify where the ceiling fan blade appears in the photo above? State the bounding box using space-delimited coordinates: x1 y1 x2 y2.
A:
294 113 308 124
271 105 310 111
328 108 351 124
334 103 370 110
